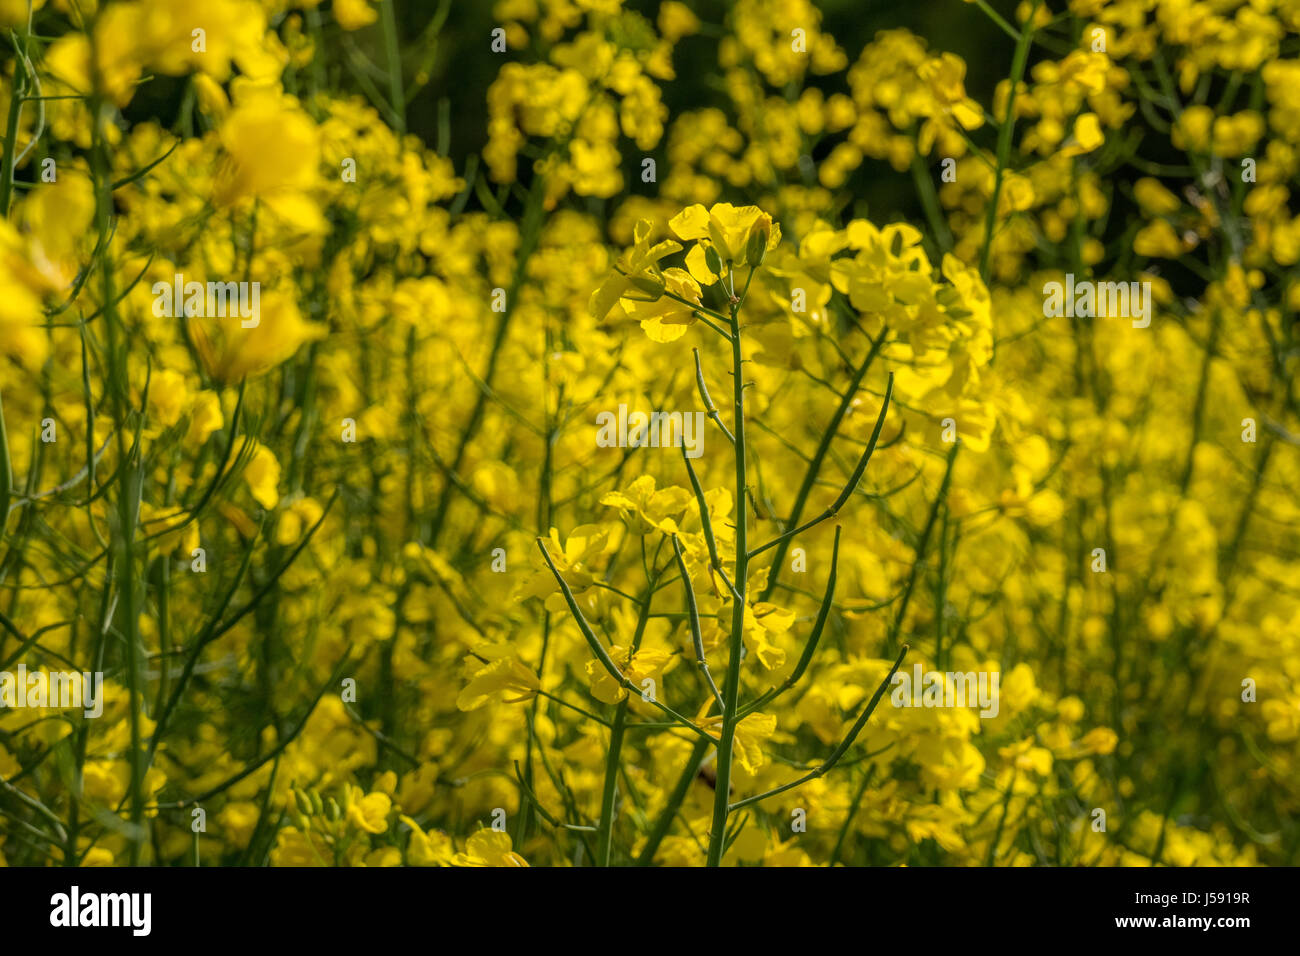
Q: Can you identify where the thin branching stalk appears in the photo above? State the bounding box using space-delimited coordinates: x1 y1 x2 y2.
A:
729 644 908 813
536 538 716 744
671 534 724 713
758 333 889 601
704 263 752 867
979 0 1041 282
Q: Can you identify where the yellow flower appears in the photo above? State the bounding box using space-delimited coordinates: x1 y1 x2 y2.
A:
401 816 455 866
1075 727 1119 756
733 712 777 774
93 0 284 105
1133 219 1185 258
345 786 392 834
1210 111 1265 157
520 525 610 603
270 826 330 866
1058 50 1110 96
623 267 703 342
191 290 327 384
242 441 281 510
658 1 700 42
193 74 230 122
186 392 225 446
1133 177 1181 216
1173 105 1214 153
275 497 325 545
0 0 44 27
0 219 54 366
213 93 321 206
589 218 683 321
600 475 692 535
18 169 95 289
998 172 1036 214
334 0 378 31
742 601 796 671
669 202 781 278
586 644 672 704
999 739 1054 776
147 369 191 428
1060 113 1103 158
453 830 529 867
217 802 261 846
82 847 116 867
457 654 541 711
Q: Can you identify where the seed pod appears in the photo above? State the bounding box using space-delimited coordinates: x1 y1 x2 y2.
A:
746 221 770 267
631 267 666 298
704 243 723 277
707 219 731 261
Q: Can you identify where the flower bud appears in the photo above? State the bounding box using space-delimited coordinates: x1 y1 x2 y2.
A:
746 222 770 267
630 267 666 298
704 243 723 277
707 219 732 262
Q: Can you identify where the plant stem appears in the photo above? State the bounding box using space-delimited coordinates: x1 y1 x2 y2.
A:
706 271 749 867
971 0 1023 42
0 31 26 218
596 702 628 865
87 81 146 865
759 329 887 601
728 644 907 813
0 390 12 554
380 0 405 135
596 567 658 865
829 764 875 865
635 735 710 865
979 0 1040 282
911 149 953 252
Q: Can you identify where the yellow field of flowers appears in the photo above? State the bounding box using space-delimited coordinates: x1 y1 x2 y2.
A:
0 0 1296 869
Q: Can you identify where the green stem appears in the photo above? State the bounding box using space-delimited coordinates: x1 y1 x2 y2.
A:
635 735 710 865
0 390 12 551
596 568 658 866
971 0 1022 42
911 150 953 252
729 645 907 812
885 442 960 655
759 329 887 601
706 274 749 867
536 539 715 742
979 0 1039 282
829 764 874 865
379 0 406 135
0 31 26 218
672 534 724 711
596 702 628 865
92 91 145 864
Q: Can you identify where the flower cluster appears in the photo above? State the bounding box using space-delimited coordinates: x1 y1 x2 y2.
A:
0 0 1295 870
